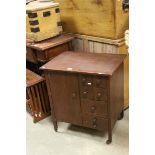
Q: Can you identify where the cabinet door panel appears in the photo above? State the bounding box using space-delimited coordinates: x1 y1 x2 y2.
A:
49 72 82 125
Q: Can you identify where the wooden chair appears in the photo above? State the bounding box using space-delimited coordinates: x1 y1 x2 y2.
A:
26 69 51 123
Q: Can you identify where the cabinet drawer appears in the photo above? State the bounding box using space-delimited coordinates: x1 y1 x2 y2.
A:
80 86 94 100
94 88 107 101
83 115 108 131
81 100 108 116
36 44 69 62
93 76 107 88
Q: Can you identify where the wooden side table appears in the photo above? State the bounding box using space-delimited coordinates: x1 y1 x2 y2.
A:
26 34 74 74
26 34 74 64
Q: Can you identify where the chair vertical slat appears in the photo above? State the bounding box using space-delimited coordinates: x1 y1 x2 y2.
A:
34 85 43 115
42 82 51 112
38 83 47 113
26 88 35 116
44 82 51 111
30 86 39 116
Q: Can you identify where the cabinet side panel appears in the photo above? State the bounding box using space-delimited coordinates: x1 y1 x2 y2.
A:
110 63 124 129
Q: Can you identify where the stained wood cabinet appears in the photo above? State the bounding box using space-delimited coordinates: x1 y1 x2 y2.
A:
41 52 126 144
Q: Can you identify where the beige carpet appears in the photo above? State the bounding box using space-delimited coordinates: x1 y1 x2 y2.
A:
27 109 129 155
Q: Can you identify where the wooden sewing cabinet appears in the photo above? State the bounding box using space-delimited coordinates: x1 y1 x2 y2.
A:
40 51 126 144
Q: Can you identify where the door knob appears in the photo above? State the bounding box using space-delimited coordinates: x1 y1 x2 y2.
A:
91 106 96 113
97 92 101 97
93 124 97 128
72 92 77 99
83 91 88 98
92 118 97 123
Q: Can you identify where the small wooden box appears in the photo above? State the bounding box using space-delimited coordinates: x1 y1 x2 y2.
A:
26 1 62 42
26 69 51 123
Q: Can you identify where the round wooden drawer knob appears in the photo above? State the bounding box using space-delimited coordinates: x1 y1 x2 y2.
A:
83 91 87 97
92 118 97 123
97 92 101 97
91 106 96 113
72 93 76 98
93 124 97 128
82 78 86 83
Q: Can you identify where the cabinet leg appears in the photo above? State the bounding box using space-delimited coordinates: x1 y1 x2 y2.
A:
106 130 112 144
118 110 124 120
53 120 58 132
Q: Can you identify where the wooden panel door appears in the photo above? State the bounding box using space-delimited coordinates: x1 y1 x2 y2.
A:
49 72 82 125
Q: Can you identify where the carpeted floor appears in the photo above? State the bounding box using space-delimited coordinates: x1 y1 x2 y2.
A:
27 109 129 155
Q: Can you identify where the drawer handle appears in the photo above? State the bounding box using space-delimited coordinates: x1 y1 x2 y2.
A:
72 92 77 99
97 92 103 100
82 91 88 98
97 92 101 97
87 82 92 86
93 124 97 128
91 106 96 113
82 78 86 84
92 118 97 123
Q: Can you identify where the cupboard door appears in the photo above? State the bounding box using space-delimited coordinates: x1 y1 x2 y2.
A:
49 72 82 125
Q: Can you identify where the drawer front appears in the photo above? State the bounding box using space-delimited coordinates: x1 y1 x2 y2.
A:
83 115 108 131
45 44 69 61
94 88 107 101
80 86 94 100
93 76 107 88
81 100 108 116
36 44 69 62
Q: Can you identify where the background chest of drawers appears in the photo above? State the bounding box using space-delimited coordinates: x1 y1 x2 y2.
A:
26 34 74 74
41 51 126 144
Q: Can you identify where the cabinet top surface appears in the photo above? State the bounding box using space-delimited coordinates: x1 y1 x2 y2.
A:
26 34 74 51
40 52 126 76
26 69 44 87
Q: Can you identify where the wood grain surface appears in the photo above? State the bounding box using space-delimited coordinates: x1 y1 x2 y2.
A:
40 51 126 76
